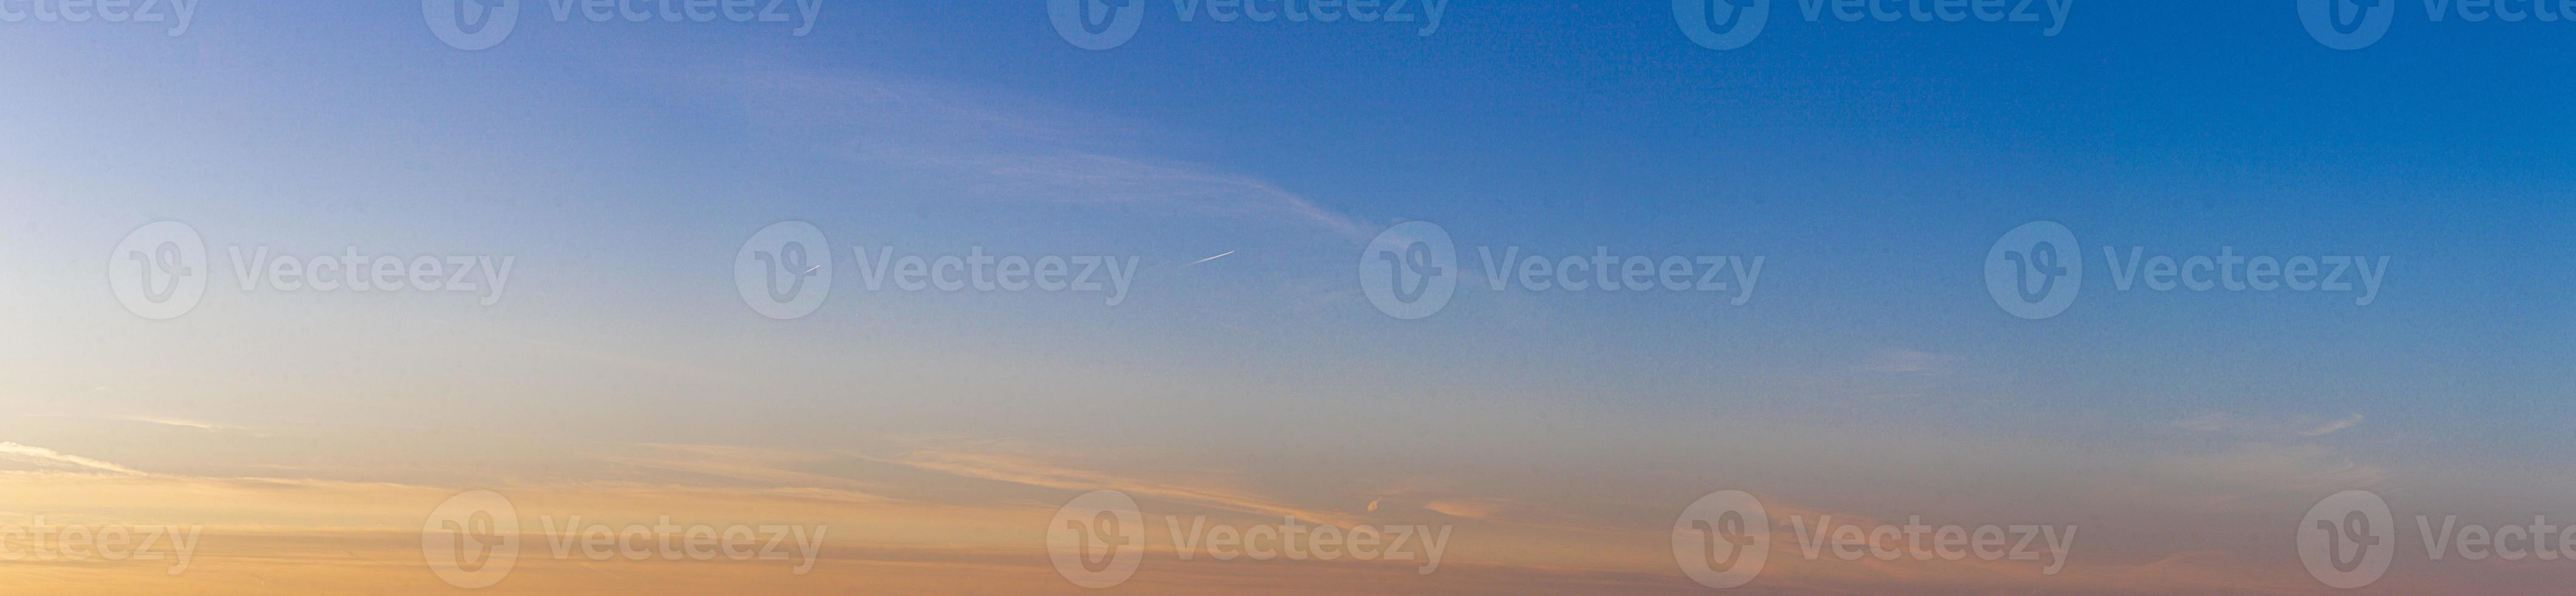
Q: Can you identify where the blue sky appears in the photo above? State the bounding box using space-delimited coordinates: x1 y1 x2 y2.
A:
2 0 2566 443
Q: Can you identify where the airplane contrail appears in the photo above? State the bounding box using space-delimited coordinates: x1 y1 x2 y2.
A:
1189 251 1235 265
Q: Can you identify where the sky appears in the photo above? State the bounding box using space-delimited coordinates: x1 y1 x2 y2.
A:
0 0 2571 594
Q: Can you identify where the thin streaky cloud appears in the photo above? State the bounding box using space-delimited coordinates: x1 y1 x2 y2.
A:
745 69 1367 239
0 442 147 476
2174 412 2366 439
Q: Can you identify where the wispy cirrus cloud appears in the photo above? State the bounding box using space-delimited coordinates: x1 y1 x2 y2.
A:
742 69 1365 240
2175 412 2364 439
0 441 145 475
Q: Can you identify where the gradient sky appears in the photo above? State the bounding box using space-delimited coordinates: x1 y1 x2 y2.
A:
0 0 2571 594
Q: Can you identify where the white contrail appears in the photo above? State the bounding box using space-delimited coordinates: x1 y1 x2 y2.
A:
1189 251 1235 265
0 442 145 475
